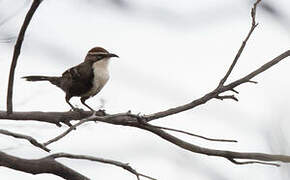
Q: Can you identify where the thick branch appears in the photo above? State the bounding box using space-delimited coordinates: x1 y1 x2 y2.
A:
7 0 42 114
0 129 50 152
0 151 89 180
0 151 155 180
4 110 289 166
0 110 94 126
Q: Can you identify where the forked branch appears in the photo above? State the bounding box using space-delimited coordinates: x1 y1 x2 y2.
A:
1 0 290 179
0 151 155 180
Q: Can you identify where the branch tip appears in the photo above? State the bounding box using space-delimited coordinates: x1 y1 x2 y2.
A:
227 157 280 167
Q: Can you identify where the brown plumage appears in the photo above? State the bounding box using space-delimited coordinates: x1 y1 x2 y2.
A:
22 47 119 111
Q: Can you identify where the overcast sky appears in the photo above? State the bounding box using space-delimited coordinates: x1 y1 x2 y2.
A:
0 0 290 179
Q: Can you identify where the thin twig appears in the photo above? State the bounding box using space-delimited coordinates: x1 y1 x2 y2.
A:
0 129 50 152
43 113 129 146
145 50 290 121
48 153 156 180
218 0 261 87
43 119 90 146
7 0 42 114
227 158 280 167
145 124 237 143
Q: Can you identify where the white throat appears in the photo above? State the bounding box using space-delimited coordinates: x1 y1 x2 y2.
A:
93 58 110 70
83 58 110 97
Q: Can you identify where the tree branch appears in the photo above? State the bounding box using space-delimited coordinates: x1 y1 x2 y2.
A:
144 50 290 121
1 50 289 125
43 112 135 146
0 151 90 180
142 123 238 143
1 0 290 179
0 151 155 180
133 124 288 167
43 113 237 147
49 153 156 180
218 0 261 87
6 0 42 114
0 129 50 152
3 110 287 166
43 116 94 146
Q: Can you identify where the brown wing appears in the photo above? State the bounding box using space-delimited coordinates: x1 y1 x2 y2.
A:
61 61 94 97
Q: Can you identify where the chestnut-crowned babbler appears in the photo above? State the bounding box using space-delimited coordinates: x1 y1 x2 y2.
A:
22 47 119 111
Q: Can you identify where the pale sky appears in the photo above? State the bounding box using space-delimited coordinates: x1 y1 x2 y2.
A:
0 0 290 179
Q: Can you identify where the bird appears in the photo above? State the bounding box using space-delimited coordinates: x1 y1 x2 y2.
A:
22 47 119 111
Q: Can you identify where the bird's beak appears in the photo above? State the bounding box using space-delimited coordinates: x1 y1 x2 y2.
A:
107 53 119 58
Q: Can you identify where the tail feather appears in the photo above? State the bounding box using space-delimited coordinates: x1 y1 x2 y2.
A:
22 75 62 88
22 75 52 82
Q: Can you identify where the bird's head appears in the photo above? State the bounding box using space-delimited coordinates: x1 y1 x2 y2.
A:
85 47 119 63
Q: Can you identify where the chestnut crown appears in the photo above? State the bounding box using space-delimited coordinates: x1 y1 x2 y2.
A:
85 47 118 62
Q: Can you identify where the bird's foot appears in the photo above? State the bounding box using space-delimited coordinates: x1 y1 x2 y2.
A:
127 111 148 125
97 109 106 116
70 107 84 113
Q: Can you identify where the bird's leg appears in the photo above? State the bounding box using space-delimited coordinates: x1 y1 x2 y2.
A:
81 97 95 112
65 95 77 111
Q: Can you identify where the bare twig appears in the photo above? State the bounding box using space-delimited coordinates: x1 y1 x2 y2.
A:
227 157 280 167
44 113 237 147
7 0 42 114
1 1 290 179
43 118 93 146
145 50 290 121
145 124 237 143
49 153 156 180
218 0 261 87
43 112 129 146
0 129 50 152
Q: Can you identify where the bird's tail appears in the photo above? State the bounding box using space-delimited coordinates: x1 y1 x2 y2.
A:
22 75 62 87
22 75 53 81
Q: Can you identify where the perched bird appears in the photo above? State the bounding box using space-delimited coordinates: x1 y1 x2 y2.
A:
22 47 119 111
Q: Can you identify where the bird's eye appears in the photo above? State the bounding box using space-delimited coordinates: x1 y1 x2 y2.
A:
96 55 103 60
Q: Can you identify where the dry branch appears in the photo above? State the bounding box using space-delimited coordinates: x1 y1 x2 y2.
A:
0 151 155 180
0 151 90 179
0 151 156 180
49 153 156 180
0 129 50 152
43 112 237 147
7 0 42 114
218 0 261 87
145 50 290 121
145 124 238 143
1 0 290 179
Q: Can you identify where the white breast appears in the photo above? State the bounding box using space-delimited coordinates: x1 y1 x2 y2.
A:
82 59 110 97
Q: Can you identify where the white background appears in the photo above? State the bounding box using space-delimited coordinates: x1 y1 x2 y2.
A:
0 0 290 179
